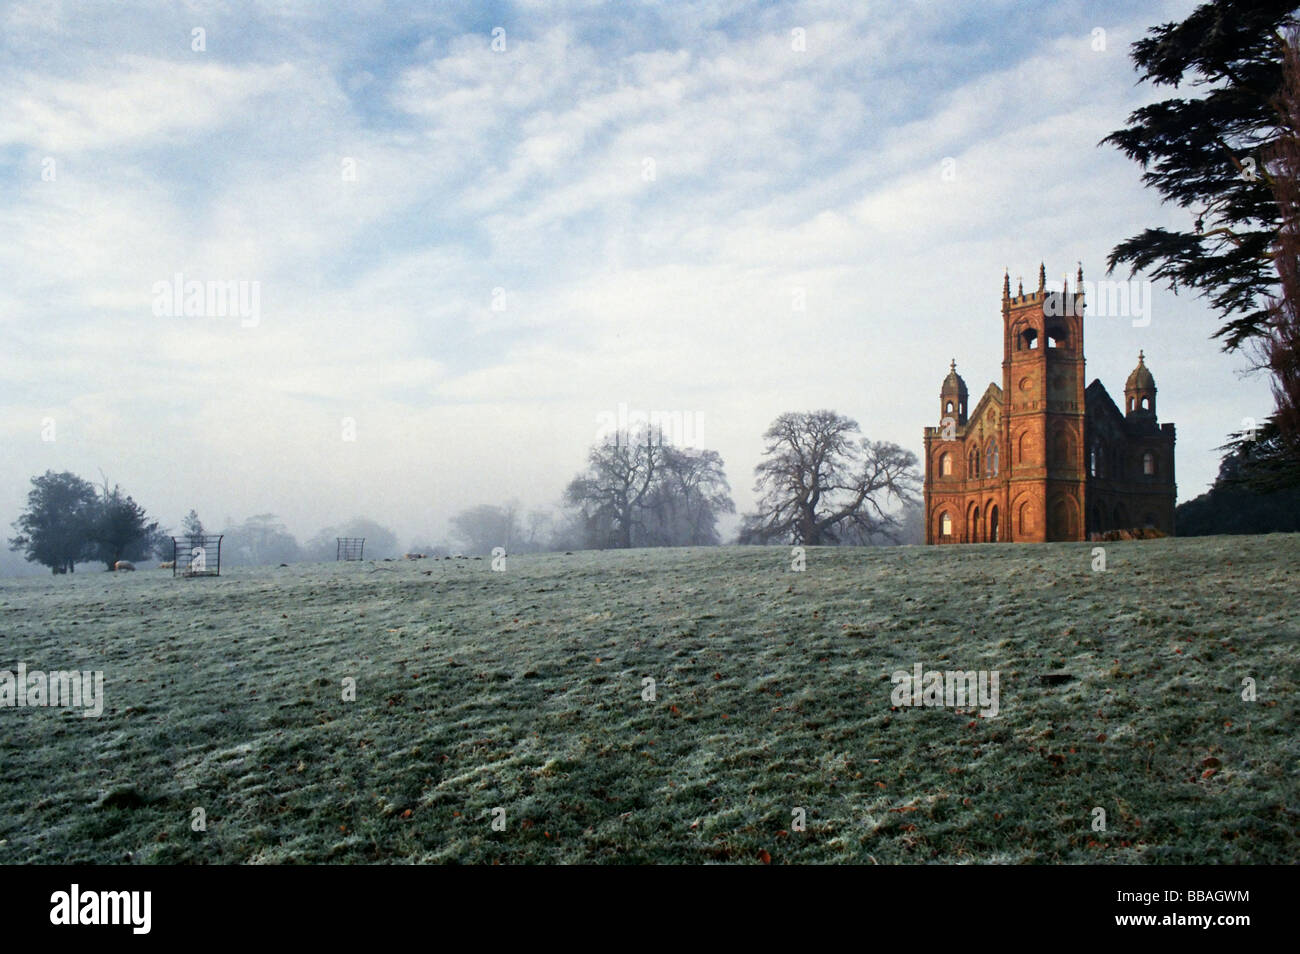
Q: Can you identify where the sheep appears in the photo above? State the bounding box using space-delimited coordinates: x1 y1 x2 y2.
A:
114 561 136 572
404 553 426 560
159 561 175 569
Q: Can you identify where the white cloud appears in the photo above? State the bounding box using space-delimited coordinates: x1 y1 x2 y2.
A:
0 56 291 152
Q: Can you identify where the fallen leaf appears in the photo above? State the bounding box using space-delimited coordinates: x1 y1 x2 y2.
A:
758 849 771 865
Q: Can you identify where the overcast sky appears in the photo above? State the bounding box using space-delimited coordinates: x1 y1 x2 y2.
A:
0 0 1275 552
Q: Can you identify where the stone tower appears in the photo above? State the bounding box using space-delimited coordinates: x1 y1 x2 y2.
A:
940 359 968 425
1124 350 1157 417
1000 264 1087 541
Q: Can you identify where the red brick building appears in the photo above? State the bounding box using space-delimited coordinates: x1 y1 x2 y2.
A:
923 265 1176 544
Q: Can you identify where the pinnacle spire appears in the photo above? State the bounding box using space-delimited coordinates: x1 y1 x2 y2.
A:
1038 262 1046 292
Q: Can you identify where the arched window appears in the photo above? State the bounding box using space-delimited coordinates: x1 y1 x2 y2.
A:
940 512 953 536
945 400 954 414
1021 328 1039 350
940 453 952 476
1019 500 1034 534
1141 397 1150 411
1143 451 1155 476
1054 431 1071 465
986 441 999 476
969 448 980 477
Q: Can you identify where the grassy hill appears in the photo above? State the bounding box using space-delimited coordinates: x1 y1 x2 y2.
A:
1 536 1296 864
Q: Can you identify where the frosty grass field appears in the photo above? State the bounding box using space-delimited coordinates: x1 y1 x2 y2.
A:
1 535 1296 864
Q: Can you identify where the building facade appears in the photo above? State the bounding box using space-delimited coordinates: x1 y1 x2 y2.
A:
922 265 1176 544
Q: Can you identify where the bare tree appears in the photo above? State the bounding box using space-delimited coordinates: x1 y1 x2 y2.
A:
449 503 522 556
740 410 920 545
522 509 554 552
565 429 670 548
564 429 734 548
643 447 735 546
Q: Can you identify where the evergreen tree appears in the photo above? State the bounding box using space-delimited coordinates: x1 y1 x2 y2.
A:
1104 0 1300 350
91 485 160 570
7 471 99 574
182 509 206 538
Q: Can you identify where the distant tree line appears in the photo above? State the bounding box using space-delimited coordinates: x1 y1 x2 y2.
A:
6 412 925 576
1176 441 1300 535
5 471 413 573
